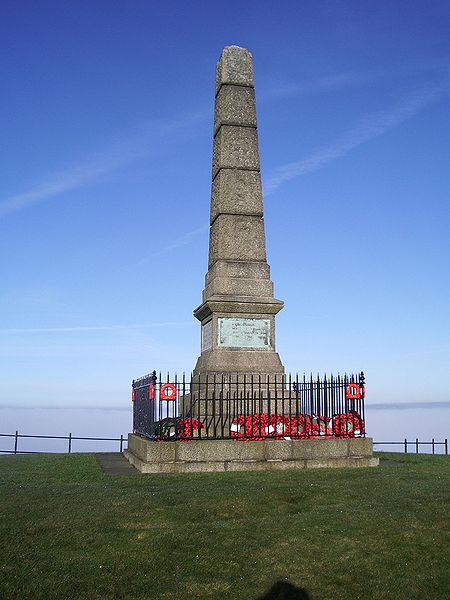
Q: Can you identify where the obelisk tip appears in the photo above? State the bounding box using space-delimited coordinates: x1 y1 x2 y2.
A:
215 46 254 94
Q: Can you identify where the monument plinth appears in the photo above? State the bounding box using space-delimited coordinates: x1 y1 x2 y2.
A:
193 46 284 378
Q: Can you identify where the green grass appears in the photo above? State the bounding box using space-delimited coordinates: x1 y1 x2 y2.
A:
0 452 449 600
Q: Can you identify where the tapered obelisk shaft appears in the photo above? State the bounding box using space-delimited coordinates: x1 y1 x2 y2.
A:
193 46 284 377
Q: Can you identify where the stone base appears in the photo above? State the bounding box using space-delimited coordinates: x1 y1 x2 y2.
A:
180 392 301 421
193 348 284 378
125 434 379 473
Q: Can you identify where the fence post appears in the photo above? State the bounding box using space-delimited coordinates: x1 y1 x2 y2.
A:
404 438 407 453
68 433 72 454
415 438 419 454
432 438 435 454
120 434 123 453
445 438 448 456
14 430 19 454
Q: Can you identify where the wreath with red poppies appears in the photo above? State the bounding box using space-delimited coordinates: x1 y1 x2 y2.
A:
230 411 364 440
154 412 363 440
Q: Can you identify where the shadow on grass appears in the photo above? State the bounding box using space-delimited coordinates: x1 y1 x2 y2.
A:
256 578 310 599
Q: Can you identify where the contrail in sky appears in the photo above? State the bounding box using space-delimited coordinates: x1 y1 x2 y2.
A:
264 79 450 195
259 57 450 102
0 161 127 218
1 60 448 217
0 111 206 219
139 77 450 259
0 322 190 334
0 131 150 218
136 225 208 265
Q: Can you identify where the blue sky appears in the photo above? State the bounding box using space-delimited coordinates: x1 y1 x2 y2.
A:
1 1 449 438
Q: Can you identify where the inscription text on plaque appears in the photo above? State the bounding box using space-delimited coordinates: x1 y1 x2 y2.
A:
218 318 270 349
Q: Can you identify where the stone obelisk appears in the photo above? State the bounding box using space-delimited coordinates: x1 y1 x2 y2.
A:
193 46 284 378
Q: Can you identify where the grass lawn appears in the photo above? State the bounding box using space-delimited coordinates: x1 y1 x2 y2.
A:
0 452 448 599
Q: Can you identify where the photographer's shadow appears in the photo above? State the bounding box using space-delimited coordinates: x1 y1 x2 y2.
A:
256 578 311 599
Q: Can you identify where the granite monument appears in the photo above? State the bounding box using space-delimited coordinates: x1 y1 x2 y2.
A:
193 46 284 379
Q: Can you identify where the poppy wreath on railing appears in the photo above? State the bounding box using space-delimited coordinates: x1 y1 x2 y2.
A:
230 412 364 440
154 418 204 440
332 412 364 437
152 413 364 440
178 418 204 438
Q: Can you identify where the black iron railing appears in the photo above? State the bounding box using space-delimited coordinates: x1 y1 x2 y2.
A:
374 439 449 454
0 432 448 455
0 431 127 454
132 371 366 441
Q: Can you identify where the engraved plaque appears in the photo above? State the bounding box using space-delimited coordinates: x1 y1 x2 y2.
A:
201 320 213 351
218 317 270 348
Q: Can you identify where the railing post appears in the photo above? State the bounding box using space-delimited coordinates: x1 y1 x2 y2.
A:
445 438 448 455
432 438 435 455
14 430 19 454
68 433 72 454
120 434 123 453
404 438 407 453
415 438 419 454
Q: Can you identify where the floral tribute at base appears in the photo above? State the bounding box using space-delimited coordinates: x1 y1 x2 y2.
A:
153 412 364 440
230 412 364 440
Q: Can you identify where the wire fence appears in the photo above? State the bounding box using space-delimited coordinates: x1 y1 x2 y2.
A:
0 431 448 455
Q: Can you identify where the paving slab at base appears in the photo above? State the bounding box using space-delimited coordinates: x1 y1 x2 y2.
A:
125 434 378 473
95 453 139 475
